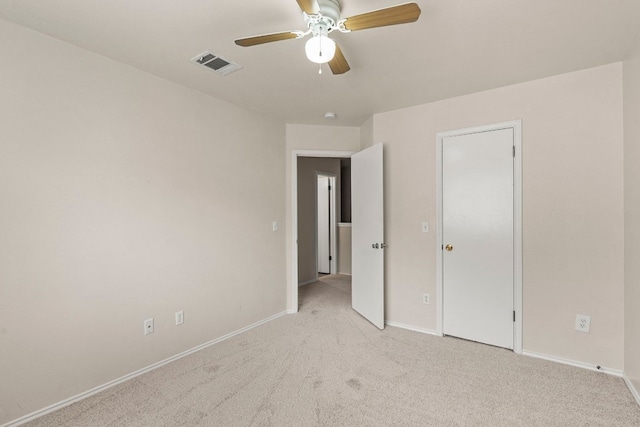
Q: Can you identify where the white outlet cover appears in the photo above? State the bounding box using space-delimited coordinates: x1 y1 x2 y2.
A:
422 222 429 233
423 293 430 304
575 314 591 333
175 310 184 325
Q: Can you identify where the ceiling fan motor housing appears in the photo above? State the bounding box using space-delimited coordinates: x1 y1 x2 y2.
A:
316 0 341 26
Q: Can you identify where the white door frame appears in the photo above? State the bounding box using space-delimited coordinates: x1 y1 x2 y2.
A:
435 120 523 354
315 172 337 275
290 150 356 313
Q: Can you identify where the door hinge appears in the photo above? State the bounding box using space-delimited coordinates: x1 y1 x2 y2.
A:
328 185 332 191
513 146 515 158
513 310 516 322
329 256 332 261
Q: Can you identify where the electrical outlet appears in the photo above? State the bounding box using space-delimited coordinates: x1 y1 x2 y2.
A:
423 293 430 304
144 318 154 335
575 314 591 333
422 222 429 233
272 221 278 232
175 310 184 326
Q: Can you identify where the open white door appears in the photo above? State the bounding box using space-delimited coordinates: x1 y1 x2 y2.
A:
317 176 331 274
351 144 384 329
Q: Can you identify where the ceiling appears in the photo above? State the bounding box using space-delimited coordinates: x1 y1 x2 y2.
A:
1 0 639 126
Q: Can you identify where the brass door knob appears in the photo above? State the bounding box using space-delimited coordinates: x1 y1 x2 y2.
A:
445 244 454 252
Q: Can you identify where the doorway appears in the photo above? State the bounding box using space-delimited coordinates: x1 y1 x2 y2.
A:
436 121 522 353
290 146 385 332
291 152 354 300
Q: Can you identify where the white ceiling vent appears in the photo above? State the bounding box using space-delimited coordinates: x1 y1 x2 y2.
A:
191 51 242 76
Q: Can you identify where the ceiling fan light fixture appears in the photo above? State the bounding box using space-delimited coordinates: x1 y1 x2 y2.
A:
234 1 422 75
305 34 336 64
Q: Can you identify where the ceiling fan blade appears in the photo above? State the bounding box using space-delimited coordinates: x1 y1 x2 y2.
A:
343 3 421 31
296 0 317 15
235 32 300 47
329 44 350 75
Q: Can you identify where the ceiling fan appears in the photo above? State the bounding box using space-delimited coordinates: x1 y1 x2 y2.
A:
234 0 421 75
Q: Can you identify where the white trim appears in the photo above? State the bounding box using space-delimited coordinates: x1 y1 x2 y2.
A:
290 150 357 313
385 321 439 336
521 350 623 377
623 373 640 406
435 120 523 354
290 150 299 313
435 135 443 337
3 311 289 427
513 120 523 353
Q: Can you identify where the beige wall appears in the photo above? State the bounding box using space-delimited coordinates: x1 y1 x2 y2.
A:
624 32 640 395
296 157 341 284
373 63 625 369
285 125 360 309
338 224 352 275
0 20 286 424
360 116 374 149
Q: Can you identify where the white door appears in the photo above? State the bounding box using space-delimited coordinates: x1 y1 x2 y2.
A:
442 128 514 349
351 144 384 329
317 176 330 274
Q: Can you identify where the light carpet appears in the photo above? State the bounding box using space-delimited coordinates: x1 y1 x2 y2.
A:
25 274 640 426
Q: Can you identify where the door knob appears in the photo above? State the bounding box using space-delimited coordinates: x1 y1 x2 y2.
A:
445 244 453 252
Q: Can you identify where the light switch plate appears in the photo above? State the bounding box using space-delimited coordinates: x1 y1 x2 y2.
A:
144 318 154 335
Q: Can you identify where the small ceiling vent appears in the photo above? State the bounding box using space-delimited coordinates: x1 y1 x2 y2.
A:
191 51 242 76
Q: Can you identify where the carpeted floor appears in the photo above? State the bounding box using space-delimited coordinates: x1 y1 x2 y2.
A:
25 274 640 426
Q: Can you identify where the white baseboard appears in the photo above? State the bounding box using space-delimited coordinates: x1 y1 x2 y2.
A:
297 278 317 287
521 350 623 377
3 310 289 427
385 320 439 336
623 373 640 406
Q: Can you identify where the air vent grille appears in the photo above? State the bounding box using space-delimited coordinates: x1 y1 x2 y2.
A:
191 51 242 76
